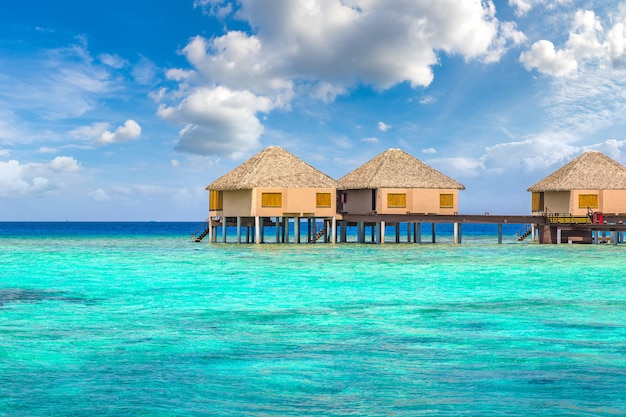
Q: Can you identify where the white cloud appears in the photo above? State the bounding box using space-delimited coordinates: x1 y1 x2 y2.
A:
0 156 82 197
161 0 520 158
49 156 81 171
509 0 572 17
171 159 180 168
132 56 159 85
419 96 437 105
362 137 378 143
429 156 485 178
70 122 111 140
70 120 142 145
520 40 578 76
158 86 273 158
98 120 142 145
422 147 437 154
607 22 626 65
520 9 626 76
0 149 9 157
89 188 110 202
99 53 127 69
0 42 120 121
377 121 390 132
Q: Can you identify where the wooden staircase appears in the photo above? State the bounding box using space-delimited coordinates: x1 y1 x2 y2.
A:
517 225 533 241
192 218 211 242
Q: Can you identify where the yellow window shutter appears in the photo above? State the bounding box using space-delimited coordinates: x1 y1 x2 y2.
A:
440 194 454 208
262 192 282 207
387 193 406 208
578 194 598 209
209 190 223 210
316 193 331 207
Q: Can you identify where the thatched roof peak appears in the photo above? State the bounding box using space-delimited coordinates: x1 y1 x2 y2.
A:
527 150 626 192
338 148 465 190
206 146 340 190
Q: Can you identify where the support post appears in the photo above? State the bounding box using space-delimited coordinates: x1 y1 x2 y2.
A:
498 224 503 244
340 220 347 243
208 217 213 244
431 223 436 244
254 216 260 244
556 228 562 245
236 217 242 243
283 217 289 243
331 216 337 244
276 217 281 243
407 222 412 243
380 221 385 244
415 222 422 244
453 222 459 244
357 222 365 243
294 217 300 244
221 218 227 243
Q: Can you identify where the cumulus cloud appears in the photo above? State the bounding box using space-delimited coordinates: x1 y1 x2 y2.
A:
0 156 82 197
71 120 142 145
422 147 437 154
520 9 626 76
159 0 521 158
362 137 378 143
520 40 578 76
158 86 273 158
97 120 142 145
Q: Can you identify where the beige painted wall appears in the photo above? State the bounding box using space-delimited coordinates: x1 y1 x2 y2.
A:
210 187 337 217
343 188 460 215
568 190 601 215
223 190 253 217
543 191 571 214
410 189 459 215
602 190 626 214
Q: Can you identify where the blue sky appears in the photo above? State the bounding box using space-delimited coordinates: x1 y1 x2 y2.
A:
2 0 626 220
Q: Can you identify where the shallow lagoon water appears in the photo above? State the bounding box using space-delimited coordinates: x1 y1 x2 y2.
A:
1 223 625 416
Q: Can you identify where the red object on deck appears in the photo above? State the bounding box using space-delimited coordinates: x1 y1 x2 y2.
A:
593 212 604 224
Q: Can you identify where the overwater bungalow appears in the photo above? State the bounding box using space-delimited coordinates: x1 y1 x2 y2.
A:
528 150 626 243
337 148 465 243
528 150 626 218
338 148 465 215
200 146 341 243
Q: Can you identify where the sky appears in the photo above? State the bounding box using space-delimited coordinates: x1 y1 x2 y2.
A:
2 0 626 221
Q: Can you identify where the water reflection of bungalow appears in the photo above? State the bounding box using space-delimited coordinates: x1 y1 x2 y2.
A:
203 146 341 243
528 150 626 243
337 148 465 243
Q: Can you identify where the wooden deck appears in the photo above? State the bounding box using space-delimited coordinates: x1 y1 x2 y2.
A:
339 213 545 225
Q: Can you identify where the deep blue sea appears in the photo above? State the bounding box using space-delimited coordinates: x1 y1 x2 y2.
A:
1 222 625 416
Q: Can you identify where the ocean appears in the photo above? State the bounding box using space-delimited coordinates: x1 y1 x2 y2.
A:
1 222 625 416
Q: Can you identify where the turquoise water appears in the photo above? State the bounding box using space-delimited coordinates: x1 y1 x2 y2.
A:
1 223 625 416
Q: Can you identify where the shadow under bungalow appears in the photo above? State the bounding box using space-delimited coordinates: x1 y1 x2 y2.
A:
194 147 626 245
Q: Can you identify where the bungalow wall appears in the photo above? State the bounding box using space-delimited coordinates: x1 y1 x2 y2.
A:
342 189 375 214
597 190 626 214
342 188 459 215
543 191 571 214
410 189 459 215
251 187 337 217
220 189 253 217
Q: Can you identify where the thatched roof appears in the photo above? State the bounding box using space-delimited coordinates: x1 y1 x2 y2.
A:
527 151 626 192
207 146 340 191
338 148 465 190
